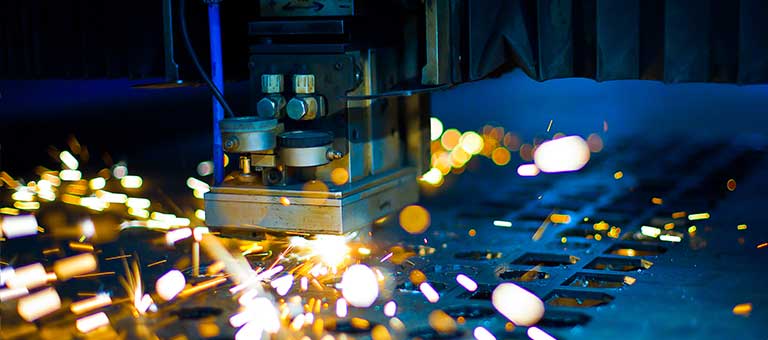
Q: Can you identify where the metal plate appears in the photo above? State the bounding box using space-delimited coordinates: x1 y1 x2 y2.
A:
205 168 417 234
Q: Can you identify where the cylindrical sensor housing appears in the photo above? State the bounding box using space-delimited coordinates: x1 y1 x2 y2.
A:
220 117 279 153
278 131 335 167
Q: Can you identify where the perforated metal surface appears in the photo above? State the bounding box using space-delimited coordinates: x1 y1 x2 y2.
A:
366 135 768 339
2 136 767 339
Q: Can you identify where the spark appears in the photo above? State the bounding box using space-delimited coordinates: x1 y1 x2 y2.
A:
492 282 544 326
380 252 393 262
0 287 29 301
71 294 113 315
737 224 747 230
117 256 146 314
120 175 143 189
69 241 95 252
456 274 478 292
550 214 571 224
614 171 624 179
89 177 106 190
350 317 370 330
688 212 710 221
195 209 206 220
166 228 192 245
474 326 496 340
384 300 397 317
641 226 661 238
517 164 540 177
186 177 210 192
80 218 96 238
651 197 663 205
335 298 348 317
593 221 610 231
757 242 767 249
147 259 166 267
527 326 557 340
672 211 687 219
136 293 153 314
126 197 150 209
340 264 379 307
0 267 15 286
179 277 227 298
6 263 48 290
660 234 682 242
733 303 752 316
533 136 590 173
1 214 39 239
156 270 186 301
532 217 551 241
11 189 34 201
54 253 98 281
60 169 82 181
270 274 294 296
74 271 115 279
76 312 110 333
0 207 20 215
279 197 291 206
128 208 150 218
290 235 350 268
17 287 61 321
59 151 79 170
493 220 513 227
419 282 440 303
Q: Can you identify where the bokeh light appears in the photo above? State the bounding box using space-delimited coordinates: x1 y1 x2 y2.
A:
399 205 431 234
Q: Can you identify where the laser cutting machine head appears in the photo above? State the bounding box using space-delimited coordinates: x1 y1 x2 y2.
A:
204 1 441 235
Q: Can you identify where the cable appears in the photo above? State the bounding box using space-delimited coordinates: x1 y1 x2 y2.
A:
178 0 236 118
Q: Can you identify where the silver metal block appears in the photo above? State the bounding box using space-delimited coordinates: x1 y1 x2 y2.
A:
204 168 417 235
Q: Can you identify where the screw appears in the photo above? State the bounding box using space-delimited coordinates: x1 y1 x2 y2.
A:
224 137 238 151
326 149 343 160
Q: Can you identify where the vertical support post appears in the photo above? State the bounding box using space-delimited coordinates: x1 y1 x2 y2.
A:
208 1 225 185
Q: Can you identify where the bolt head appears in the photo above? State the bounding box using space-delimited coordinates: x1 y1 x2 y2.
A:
286 97 318 120
257 97 280 118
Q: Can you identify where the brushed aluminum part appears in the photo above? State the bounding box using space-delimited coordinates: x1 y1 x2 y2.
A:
279 145 332 167
204 168 417 234
220 117 279 153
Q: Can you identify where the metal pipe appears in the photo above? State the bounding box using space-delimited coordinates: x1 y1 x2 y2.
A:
208 1 225 185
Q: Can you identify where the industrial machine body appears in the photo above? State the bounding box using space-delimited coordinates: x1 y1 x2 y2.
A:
205 1 431 234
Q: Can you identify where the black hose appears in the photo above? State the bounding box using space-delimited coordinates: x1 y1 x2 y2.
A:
178 0 236 118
